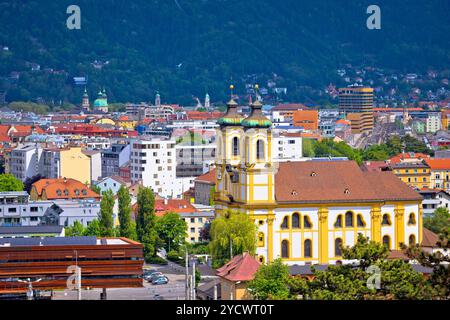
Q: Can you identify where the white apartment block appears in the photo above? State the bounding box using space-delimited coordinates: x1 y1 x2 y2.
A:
130 138 180 198
272 134 303 162
8 143 43 181
426 113 442 133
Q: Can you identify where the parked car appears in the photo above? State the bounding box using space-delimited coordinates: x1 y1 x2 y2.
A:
152 276 169 285
146 272 164 282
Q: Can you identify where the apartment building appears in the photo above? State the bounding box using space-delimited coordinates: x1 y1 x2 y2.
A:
7 143 44 181
426 113 442 133
101 141 131 178
0 191 100 227
42 147 101 184
272 133 303 162
130 137 179 198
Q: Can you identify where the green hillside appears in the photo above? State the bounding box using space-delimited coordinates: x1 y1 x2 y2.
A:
0 0 449 105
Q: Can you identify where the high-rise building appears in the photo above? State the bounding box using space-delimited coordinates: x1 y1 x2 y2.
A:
338 86 374 133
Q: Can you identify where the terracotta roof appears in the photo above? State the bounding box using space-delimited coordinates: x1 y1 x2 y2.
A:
216 252 260 282
336 119 351 125
389 152 430 164
274 161 422 204
424 158 450 170
388 250 409 260
421 228 440 247
32 178 100 200
195 169 216 184
360 161 390 172
271 103 309 111
154 199 197 216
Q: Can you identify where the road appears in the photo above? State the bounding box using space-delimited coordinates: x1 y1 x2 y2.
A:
52 264 187 300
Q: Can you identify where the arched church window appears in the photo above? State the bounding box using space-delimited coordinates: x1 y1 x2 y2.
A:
232 137 239 157
292 213 300 228
256 140 265 160
304 239 312 258
281 216 289 229
281 240 289 258
345 211 354 227
382 235 391 249
357 214 366 227
335 238 343 256
303 216 312 229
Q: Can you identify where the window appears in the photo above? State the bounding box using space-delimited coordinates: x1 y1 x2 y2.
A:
281 240 289 258
357 214 366 227
408 213 416 225
190 218 195 223
304 239 312 258
190 228 195 233
335 238 343 256
232 137 239 156
258 256 264 263
382 235 391 249
292 213 300 228
257 232 265 247
303 216 312 229
345 211 353 227
382 214 391 226
281 216 289 229
409 234 416 246
256 140 265 160
334 215 343 228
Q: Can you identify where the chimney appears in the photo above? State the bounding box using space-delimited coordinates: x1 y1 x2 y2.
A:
164 198 168 205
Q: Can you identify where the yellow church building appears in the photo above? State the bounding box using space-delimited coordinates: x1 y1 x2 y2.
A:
214 91 423 265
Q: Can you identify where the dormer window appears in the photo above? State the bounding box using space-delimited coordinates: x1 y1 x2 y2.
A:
81 189 88 196
291 190 298 196
64 189 69 196
310 171 317 177
344 188 350 194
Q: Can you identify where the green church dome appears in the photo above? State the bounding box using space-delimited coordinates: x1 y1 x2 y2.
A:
94 98 108 107
241 100 272 128
217 99 244 127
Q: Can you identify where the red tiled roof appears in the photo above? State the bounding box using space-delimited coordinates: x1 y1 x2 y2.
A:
216 252 260 282
389 152 430 164
424 158 450 170
195 169 216 184
421 228 440 247
32 178 100 200
271 103 309 111
274 161 422 203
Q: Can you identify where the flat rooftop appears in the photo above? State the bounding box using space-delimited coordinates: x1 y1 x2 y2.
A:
0 236 132 247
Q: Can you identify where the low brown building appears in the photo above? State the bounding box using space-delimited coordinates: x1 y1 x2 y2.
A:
0 236 143 295
216 252 260 300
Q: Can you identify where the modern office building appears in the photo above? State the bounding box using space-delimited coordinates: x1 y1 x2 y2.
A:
339 86 374 133
0 236 143 295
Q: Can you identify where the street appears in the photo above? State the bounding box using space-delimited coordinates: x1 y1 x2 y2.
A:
52 264 187 300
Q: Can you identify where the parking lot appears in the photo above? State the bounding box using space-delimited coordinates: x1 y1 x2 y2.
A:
52 264 187 300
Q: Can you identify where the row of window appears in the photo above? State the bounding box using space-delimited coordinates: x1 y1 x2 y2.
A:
277 211 417 230
279 234 418 259
230 137 265 160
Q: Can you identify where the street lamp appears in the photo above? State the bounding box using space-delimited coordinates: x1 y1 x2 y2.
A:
17 278 42 300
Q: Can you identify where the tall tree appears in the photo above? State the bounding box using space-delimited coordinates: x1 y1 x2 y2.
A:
65 221 85 237
155 212 187 252
84 219 101 236
248 258 290 300
209 210 257 268
99 189 115 237
0 174 24 192
136 187 158 261
424 207 450 235
117 185 134 239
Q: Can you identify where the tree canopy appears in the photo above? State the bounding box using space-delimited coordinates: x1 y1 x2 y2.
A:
209 210 257 268
0 174 24 192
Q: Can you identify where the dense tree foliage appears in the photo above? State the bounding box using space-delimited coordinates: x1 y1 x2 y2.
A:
209 210 257 268
155 212 187 252
117 185 135 240
99 189 115 237
424 207 450 235
136 186 158 261
250 235 437 300
1 1 450 104
0 174 24 192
